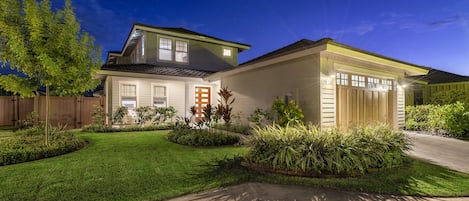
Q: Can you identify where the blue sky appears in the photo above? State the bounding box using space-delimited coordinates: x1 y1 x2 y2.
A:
60 0 469 75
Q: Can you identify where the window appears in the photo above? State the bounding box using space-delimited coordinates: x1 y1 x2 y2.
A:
223 48 232 57
121 84 137 116
367 77 380 89
153 86 167 107
351 75 365 87
175 41 188 63
159 38 172 61
336 72 348 86
381 80 393 91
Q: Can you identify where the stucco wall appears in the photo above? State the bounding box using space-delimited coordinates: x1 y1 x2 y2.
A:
221 54 321 125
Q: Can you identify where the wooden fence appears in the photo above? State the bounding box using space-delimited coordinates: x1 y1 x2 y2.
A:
0 96 105 128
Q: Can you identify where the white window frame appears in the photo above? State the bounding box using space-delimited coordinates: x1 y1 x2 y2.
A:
175 40 188 63
351 75 365 88
158 37 173 61
223 48 232 57
367 77 380 89
336 72 349 86
151 84 168 108
119 81 139 118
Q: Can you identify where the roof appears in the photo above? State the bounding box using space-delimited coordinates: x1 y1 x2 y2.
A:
134 23 251 48
241 38 428 70
101 64 215 78
240 38 326 66
406 69 469 84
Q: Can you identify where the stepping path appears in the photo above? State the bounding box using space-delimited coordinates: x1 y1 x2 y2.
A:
405 131 469 174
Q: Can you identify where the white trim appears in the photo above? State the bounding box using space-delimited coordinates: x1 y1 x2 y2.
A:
118 81 139 109
97 70 205 82
151 83 168 107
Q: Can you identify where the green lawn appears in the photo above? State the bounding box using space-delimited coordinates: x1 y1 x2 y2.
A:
0 130 468 200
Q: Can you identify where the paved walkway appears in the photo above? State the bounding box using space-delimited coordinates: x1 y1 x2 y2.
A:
405 131 469 174
170 132 469 201
169 182 468 201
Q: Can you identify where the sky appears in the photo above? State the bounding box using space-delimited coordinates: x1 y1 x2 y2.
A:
53 0 469 75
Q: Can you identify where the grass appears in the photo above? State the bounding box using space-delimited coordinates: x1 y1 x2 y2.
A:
0 130 468 200
0 127 13 140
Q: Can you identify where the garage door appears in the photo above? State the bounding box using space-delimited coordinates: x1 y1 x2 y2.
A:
336 72 393 128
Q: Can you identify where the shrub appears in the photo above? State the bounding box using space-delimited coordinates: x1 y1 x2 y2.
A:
82 124 171 133
213 124 252 135
429 89 468 105
248 108 273 127
405 102 469 137
136 106 154 126
272 98 304 127
245 124 408 175
112 106 128 125
0 126 86 166
216 87 235 126
167 127 239 146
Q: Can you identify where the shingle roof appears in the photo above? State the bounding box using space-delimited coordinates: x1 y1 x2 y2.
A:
406 69 469 84
133 23 251 49
240 38 326 66
101 64 214 78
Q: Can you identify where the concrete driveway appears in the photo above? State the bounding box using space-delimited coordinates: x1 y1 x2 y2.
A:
405 131 469 174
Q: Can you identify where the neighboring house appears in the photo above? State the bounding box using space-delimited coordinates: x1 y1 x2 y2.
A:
405 69 469 105
207 38 429 128
96 23 250 121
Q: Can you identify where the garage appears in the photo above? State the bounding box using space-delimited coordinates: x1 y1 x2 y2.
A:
336 72 394 128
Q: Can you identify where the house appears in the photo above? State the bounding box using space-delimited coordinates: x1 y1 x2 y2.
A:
206 38 429 128
98 23 429 128
405 69 469 105
96 23 250 121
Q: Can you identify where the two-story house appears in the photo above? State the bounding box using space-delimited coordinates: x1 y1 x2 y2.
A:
97 23 250 120
99 23 429 128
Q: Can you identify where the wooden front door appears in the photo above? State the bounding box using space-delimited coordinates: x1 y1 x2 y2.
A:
195 87 211 120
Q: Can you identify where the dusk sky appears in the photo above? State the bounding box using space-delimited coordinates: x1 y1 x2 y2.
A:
57 0 469 75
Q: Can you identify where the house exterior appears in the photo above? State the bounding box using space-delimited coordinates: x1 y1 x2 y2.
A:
96 23 250 121
405 69 469 105
207 38 429 128
99 23 430 128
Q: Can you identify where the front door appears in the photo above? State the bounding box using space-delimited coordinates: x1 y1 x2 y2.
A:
195 87 211 120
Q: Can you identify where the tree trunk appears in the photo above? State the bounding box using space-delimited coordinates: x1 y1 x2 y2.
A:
45 86 49 145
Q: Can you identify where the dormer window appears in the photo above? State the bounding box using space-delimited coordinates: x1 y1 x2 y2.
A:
223 48 232 57
158 37 188 63
175 41 188 63
159 38 172 61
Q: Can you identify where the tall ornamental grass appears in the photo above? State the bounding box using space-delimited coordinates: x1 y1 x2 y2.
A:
246 124 408 175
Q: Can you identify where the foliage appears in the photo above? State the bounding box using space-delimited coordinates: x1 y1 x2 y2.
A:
248 108 273 127
112 106 129 125
82 124 171 133
167 127 240 146
429 89 468 105
246 123 409 175
405 102 469 137
202 104 215 128
0 0 102 145
213 124 252 135
90 105 106 127
18 111 40 129
1 131 469 200
272 98 304 127
216 87 235 126
154 106 177 124
135 106 153 126
0 126 86 166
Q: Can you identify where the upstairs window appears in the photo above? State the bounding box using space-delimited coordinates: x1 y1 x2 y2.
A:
336 72 348 86
223 48 232 57
159 38 172 61
175 41 188 63
153 86 167 107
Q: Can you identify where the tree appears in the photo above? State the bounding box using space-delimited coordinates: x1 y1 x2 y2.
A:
0 0 102 145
